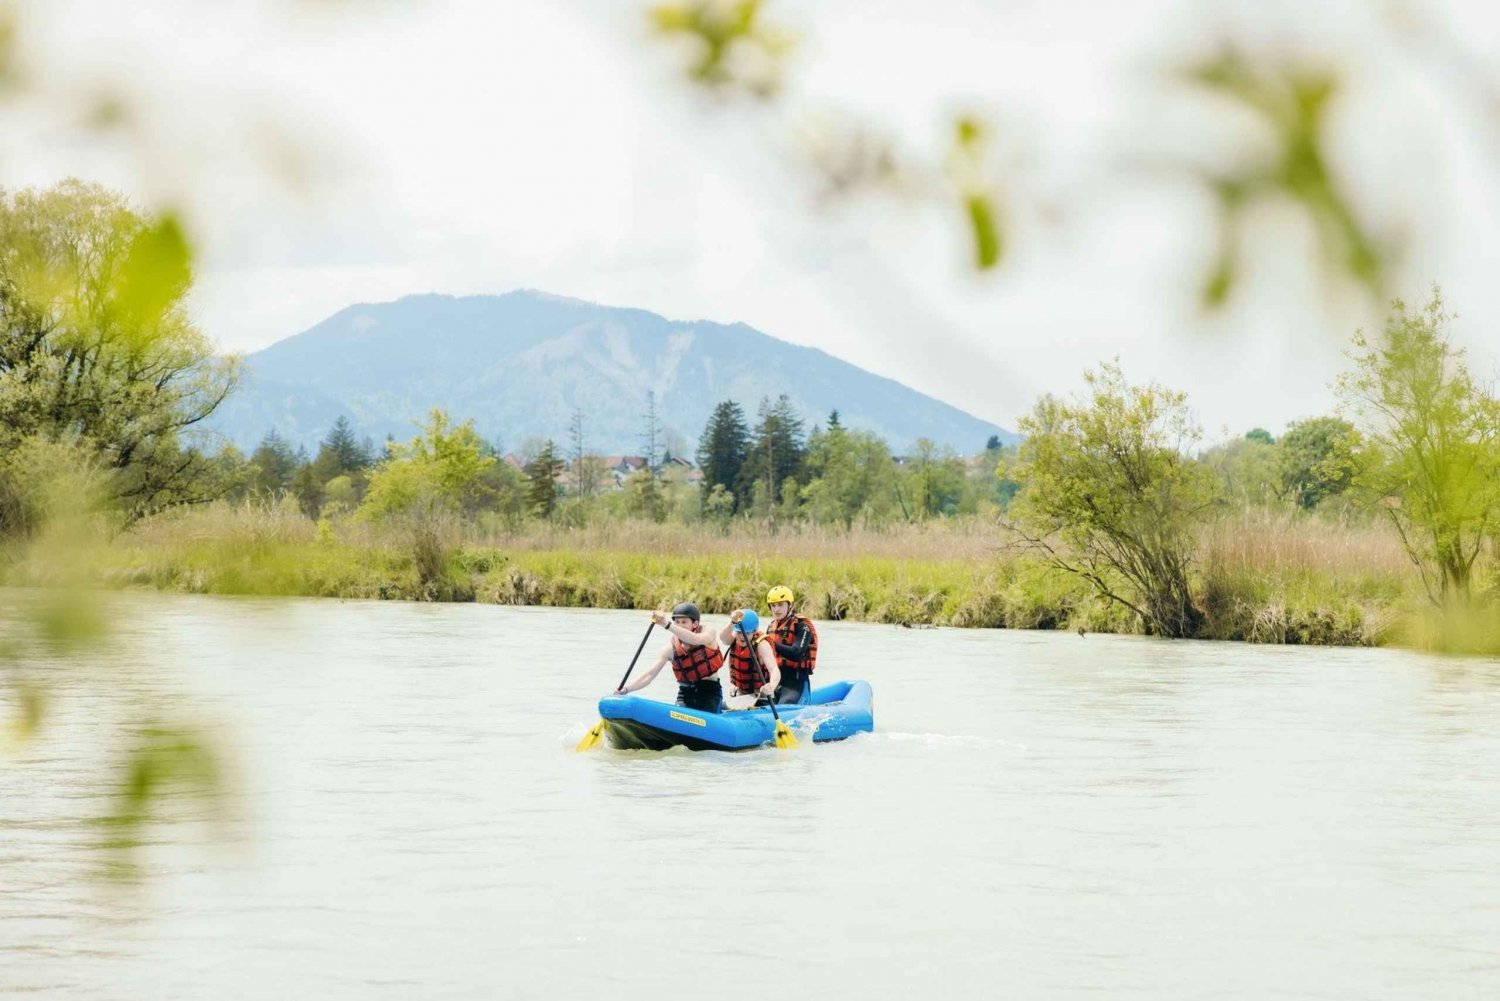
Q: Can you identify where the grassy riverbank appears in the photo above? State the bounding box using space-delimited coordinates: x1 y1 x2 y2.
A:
5 501 1479 649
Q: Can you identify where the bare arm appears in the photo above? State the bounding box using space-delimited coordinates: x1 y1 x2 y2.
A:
617 643 672 695
755 640 781 694
665 620 718 648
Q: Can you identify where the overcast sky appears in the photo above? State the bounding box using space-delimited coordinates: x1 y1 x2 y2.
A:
5 0 1500 440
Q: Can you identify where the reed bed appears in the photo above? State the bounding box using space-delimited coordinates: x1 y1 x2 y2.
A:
16 500 1487 648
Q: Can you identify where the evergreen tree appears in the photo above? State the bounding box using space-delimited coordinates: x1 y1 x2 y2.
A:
249 429 298 496
322 416 371 473
741 394 806 508
524 439 564 518
985 434 1002 452
696 399 751 512
311 443 342 485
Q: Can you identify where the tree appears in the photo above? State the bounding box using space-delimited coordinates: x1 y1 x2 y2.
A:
622 466 667 522
696 399 750 512
313 416 370 480
524 439 564 518
1278 416 1359 511
360 409 497 523
1010 362 1219 637
899 438 967 519
800 424 897 529
476 456 529 528
248 429 298 497
567 408 602 498
740 393 805 512
993 447 1023 510
1245 428 1275 445
0 180 239 525
289 463 325 520
1337 290 1500 605
703 482 736 525
640 390 662 477
985 434 1003 452
1199 435 1283 508
208 443 252 505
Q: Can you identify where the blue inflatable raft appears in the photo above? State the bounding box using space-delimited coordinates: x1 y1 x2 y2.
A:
598 680 875 751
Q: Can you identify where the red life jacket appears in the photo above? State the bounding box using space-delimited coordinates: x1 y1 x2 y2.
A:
767 614 818 672
671 627 723 684
728 631 770 693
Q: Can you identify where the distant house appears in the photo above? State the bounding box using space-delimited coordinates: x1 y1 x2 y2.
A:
546 454 702 492
602 456 648 478
593 455 643 489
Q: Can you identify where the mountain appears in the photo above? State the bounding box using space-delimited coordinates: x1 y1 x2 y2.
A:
204 290 1017 456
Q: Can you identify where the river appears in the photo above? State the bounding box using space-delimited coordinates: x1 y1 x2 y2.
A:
2 592 1498 999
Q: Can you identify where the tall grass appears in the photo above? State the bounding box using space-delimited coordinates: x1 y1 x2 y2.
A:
12 499 1490 648
1195 510 1417 645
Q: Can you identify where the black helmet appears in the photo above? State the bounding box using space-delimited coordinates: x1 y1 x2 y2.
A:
670 602 701 622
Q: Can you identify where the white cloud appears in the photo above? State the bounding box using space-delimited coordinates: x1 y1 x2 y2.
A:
5 0 1500 436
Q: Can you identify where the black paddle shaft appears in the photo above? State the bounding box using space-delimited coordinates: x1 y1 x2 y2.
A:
616 622 656 692
737 621 783 723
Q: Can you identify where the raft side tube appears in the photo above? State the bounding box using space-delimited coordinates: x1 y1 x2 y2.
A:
598 681 873 751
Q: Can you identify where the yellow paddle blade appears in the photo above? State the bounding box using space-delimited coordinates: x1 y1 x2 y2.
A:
773 720 799 749
576 719 606 752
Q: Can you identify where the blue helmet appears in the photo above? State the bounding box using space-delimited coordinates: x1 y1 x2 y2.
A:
738 609 760 633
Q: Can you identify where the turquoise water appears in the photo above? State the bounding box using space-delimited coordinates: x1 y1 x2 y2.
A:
3 592 1498 999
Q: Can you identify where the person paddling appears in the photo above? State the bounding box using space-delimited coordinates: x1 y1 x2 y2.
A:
765 585 818 705
719 609 780 707
614 602 726 713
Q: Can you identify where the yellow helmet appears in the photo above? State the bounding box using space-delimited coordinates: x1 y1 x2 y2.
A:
766 585 795 605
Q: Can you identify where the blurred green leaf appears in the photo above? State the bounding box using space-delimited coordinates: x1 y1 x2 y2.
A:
947 115 1005 271
1201 251 1234 308
112 213 192 328
97 724 225 876
0 9 22 94
965 194 1002 270
1201 202 1241 308
34 589 109 653
955 116 983 148
2 679 46 751
648 0 791 97
1182 49 1389 306
84 93 130 130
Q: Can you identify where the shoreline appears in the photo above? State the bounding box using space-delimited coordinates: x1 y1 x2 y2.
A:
35 536 1408 648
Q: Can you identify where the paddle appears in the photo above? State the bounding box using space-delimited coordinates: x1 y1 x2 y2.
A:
738 618 797 750
576 621 655 751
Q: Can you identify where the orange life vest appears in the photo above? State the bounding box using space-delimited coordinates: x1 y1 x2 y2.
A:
728 630 770 693
767 614 818 672
671 627 723 684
